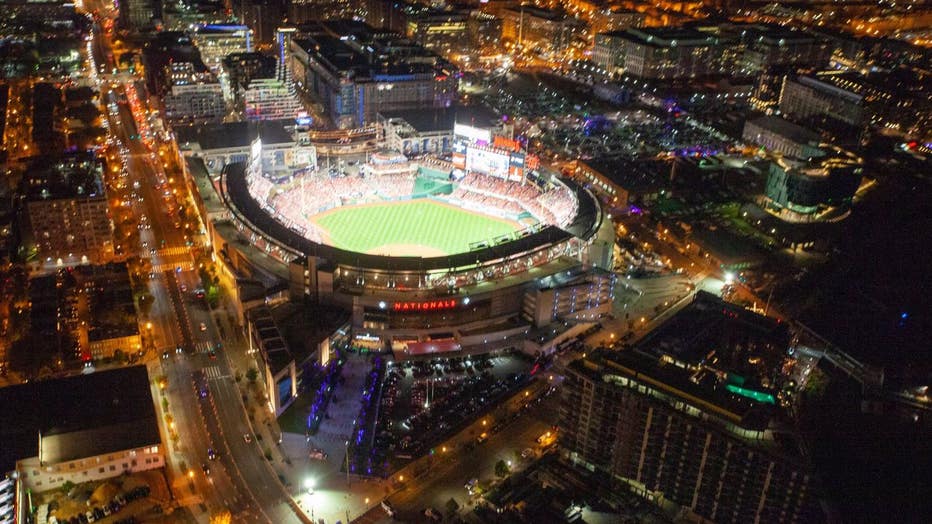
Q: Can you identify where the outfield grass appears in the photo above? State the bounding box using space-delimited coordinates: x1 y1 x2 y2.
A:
314 199 519 255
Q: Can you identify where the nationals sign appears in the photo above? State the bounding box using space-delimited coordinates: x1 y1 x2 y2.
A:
392 300 458 312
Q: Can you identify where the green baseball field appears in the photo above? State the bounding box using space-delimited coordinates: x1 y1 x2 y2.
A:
312 199 520 256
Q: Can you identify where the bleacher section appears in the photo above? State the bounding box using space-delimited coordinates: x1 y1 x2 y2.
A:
246 162 579 245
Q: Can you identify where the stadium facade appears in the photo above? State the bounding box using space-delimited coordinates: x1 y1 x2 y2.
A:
216 119 616 358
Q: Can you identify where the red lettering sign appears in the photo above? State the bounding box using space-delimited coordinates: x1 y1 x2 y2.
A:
493 136 519 151
392 300 457 312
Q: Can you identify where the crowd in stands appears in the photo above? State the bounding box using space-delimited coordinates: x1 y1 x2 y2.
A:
459 173 541 202
451 186 524 216
447 172 578 227
245 165 578 246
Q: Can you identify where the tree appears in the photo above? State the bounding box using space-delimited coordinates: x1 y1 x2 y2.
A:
209 510 231 524
246 367 259 383
7 331 56 377
445 497 460 516
495 459 510 478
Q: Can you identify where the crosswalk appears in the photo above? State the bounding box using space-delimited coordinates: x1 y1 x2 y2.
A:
157 246 189 257
202 365 228 380
152 261 194 272
193 341 214 354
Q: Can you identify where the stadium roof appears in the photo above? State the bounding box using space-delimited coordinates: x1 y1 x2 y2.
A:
222 162 593 272
175 120 294 152
379 104 500 134
0 366 160 472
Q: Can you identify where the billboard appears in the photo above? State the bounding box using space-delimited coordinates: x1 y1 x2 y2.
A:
466 146 510 179
454 123 491 144
494 136 520 151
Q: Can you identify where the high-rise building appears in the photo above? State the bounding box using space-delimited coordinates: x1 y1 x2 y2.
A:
23 153 113 265
560 292 824 524
239 0 286 47
192 24 254 73
289 22 457 128
778 75 865 132
221 51 278 106
467 11 502 51
243 77 305 121
162 62 227 125
736 24 831 75
742 116 824 159
765 146 862 221
592 27 731 79
405 10 471 57
500 6 587 59
287 0 355 24
118 0 158 32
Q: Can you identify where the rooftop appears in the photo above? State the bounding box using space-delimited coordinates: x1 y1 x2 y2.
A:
504 6 566 21
292 22 453 82
247 306 293 374
380 104 499 134
0 366 160 472
623 27 720 47
745 115 821 146
23 153 105 201
581 157 668 195
175 119 294 152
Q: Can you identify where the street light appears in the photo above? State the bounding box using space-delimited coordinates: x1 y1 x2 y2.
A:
303 477 316 494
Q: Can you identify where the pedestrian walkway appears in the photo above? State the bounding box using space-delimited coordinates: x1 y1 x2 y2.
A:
158 246 190 257
202 365 227 380
152 261 194 272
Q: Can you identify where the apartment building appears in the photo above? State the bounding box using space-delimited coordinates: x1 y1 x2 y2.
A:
24 153 113 265
560 292 824 524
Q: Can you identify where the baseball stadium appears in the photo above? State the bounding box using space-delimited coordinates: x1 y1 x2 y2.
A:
221 126 616 355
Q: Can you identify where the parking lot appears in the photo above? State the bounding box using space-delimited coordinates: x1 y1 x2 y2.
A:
355 351 534 476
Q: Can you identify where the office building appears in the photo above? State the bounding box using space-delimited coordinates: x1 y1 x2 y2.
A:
246 306 297 416
737 24 831 75
192 24 254 73
501 7 587 58
742 116 824 159
778 76 865 131
593 7 645 34
162 62 227 125
240 0 286 47
287 0 355 24
592 27 729 80
23 153 113 265
289 22 457 128
765 146 862 221
243 77 305 121
560 292 824 524
815 69 932 138
0 366 163 495
405 10 471 57
161 0 231 31
118 0 158 32
467 11 502 50
221 51 278 106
